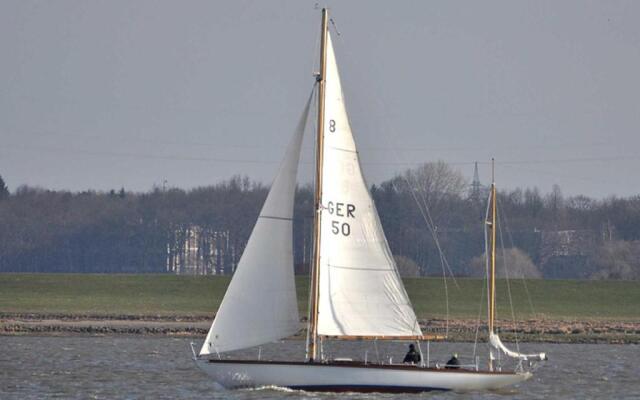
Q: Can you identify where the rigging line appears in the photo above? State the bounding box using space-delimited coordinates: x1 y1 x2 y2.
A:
305 82 319 359
363 154 640 168
311 17 321 77
389 178 449 314
4 129 275 150
497 195 538 323
500 163 613 185
484 190 491 330
498 195 542 346
394 168 461 327
409 175 460 288
472 274 487 360
9 140 634 187
9 128 626 155
366 138 628 154
497 205 521 353
389 177 451 337
329 18 341 36
1 143 285 164
386 177 444 310
500 155 640 165
0 144 455 167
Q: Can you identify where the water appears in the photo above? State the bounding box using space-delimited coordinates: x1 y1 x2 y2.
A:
1 336 638 399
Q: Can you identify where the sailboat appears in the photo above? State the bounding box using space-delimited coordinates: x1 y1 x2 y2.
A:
485 160 547 373
194 9 546 392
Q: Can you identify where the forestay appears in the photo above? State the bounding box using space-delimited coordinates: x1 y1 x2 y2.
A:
200 92 312 355
316 33 422 338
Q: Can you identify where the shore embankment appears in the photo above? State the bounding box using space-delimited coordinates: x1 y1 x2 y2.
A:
2 274 639 343
2 313 639 344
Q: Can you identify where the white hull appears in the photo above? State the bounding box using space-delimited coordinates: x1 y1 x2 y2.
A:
195 359 531 393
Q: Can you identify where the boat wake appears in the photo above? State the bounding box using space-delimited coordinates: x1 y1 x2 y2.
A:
239 385 318 395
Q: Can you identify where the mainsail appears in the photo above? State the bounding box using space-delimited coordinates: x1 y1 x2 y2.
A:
315 33 422 338
199 93 312 355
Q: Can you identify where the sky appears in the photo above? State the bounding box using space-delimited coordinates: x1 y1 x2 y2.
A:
1 1 639 198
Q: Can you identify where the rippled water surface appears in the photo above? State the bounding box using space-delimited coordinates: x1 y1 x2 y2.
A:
1 336 638 399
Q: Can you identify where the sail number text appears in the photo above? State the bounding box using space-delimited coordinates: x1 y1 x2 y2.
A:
329 119 336 133
326 201 355 236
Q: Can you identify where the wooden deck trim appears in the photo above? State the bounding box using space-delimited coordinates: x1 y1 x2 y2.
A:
318 334 446 341
198 358 518 375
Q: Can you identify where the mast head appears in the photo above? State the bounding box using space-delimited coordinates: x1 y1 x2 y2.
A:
491 158 495 185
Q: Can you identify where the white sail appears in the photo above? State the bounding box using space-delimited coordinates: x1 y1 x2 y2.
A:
199 93 312 355
316 33 422 338
490 333 547 361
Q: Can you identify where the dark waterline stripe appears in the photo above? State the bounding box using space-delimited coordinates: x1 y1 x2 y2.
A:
288 384 450 393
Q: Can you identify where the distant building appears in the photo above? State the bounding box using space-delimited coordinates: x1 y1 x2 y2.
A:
167 226 236 275
539 229 598 279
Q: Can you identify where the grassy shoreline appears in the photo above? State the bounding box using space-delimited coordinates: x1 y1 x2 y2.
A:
2 314 638 344
1 273 638 319
1 274 639 343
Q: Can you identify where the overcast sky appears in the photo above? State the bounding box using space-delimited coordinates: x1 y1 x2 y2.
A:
1 1 639 198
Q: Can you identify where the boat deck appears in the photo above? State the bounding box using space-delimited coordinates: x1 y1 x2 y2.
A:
199 357 516 375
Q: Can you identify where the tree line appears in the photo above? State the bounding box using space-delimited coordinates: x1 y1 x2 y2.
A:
0 165 638 279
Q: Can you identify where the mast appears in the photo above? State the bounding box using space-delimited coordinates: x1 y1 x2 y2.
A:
307 7 328 362
488 158 497 369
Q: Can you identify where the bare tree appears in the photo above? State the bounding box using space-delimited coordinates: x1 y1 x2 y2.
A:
0 174 8 200
468 247 542 279
394 255 421 277
589 240 640 280
390 161 468 222
567 195 595 212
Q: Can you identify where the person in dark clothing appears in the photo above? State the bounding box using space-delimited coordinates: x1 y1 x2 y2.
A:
445 353 460 369
403 344 421 364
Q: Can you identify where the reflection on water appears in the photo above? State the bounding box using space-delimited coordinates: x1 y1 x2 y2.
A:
0 336 638 399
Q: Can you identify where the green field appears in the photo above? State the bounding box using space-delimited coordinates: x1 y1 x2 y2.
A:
1 274 638 320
